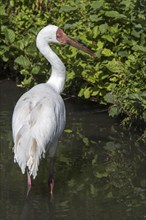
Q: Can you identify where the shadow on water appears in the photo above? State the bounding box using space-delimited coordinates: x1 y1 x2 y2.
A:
0 80 146 220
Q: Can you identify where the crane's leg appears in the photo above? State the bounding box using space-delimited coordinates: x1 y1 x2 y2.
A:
27 170 32 187
26 170 32 197
48 157 54 195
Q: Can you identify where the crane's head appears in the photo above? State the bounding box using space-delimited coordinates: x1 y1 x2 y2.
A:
37 25 96 58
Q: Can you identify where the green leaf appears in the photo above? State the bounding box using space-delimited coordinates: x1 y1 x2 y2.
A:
84 88 91 99
109 106 120 117
89 14 99 22
87 76 96 84
90 184 97 195
105 11 126 19
64 129 73 133
66 71 75 81
91 0 104 10
107 192 113 198
59 6 76 12
5 29 15 43
99 23 108 34
78 88 84 97
20 69 30 75
92 26 100 38
95 172 108 178
131 29 141 38
128 93 140 100
97 41 104 49
108 24 119 34
83 137 89 146
104 93 115 104
105 59 124 73
92 90 99 96
104 141 121 151
102 35 114 42
23 76 32 86
0 5 6 16
132 45 146 52
102 48 114 57
31 66 40 75
15 55 31 69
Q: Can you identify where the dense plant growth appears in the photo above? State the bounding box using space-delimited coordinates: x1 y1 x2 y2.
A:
0 0 146 139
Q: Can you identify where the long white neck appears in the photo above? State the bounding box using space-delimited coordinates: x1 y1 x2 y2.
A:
36 39 66 94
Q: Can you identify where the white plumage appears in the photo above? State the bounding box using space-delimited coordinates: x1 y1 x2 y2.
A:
12 24 95 192
12 84 65 178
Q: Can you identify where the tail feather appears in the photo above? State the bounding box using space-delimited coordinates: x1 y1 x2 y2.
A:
14 126 44 179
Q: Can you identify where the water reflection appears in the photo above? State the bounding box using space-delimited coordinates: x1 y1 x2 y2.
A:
0 80 146 220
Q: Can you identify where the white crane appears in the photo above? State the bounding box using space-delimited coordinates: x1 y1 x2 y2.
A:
12 24 95 194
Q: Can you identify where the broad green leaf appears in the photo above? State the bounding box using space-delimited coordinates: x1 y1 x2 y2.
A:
15 55 31 69
59 6 76 12
2 54 9 62
84 87 91 99
132 45 146 52
90 184 97 195
105 11 126 19
0 5 6 16
105 59 124 73
23 76 32 86
104 93 115 104
107 192 113 198
91 0 104 10
89 14 99 22
109 106 120 117
83 137 89 146
97 41 104 49
64 129 73 133
131 29 141 38
5 29 15 43
92 90 99 96
102 35 114 42
95 49 102 58
93 26 100 38
108 24 119 34
128 93 140 100
118 50 129 57
95 172 108 178
110 76 117 82
78 88 84 97
20 69 29 75
66 71 75 81
99 23 108 34
31 66 40 75
87 76 96 84
102 48 113 57
104 141 121 151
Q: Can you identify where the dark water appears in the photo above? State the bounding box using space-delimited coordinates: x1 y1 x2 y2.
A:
0 80 146 220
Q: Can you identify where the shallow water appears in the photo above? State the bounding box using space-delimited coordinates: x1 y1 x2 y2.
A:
0 80 146 220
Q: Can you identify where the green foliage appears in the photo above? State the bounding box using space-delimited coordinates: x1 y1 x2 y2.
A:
0 0 146 138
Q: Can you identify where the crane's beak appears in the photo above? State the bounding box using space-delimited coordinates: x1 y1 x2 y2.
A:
66 36 96 58
56 28 95 57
